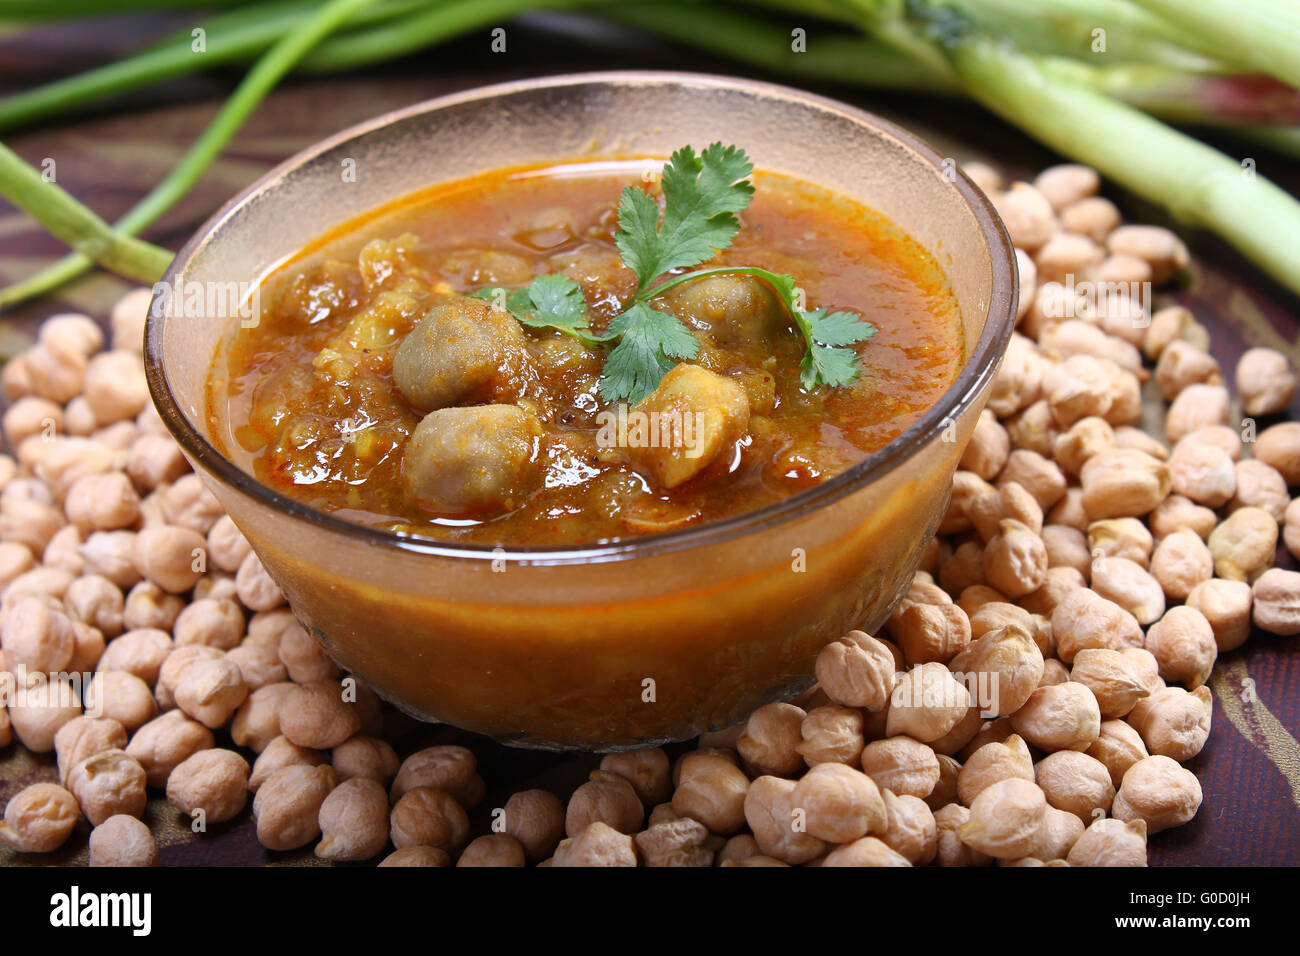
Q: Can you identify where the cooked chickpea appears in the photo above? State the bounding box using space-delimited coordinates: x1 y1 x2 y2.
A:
1010 682 1101 752
253 763 338 851
1112 755 1202 833
315 777 389 861
0 782 80 853
166 748 249 824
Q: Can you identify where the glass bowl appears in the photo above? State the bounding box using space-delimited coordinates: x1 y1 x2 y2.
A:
145 71 1017 751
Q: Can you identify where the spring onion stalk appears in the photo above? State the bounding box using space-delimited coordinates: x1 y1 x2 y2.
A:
1233 124 1300 161
0 142 172 280
0 0 431 133
945 35 1300 297
1131 0 1300 90
0 0 383 307
0 0 254 18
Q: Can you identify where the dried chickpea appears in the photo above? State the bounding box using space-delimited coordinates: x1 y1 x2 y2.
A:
1127 686 1213 761
124 709 213 788
671 753 749 835
1019 566 1086 616
1039 658 1071 687
42 525 83 576
230 681 294 753
235 551 286 612
1147 531 1211 603
1229 459 1288 521
63 472 140 534
154 644 222 711
84 669 157 732
121 581 184 633
633 817 713 868
957 584 1010 617
997 449 1067 510
941 470 996 534
378 846 451 867
390 786 468 852
960 778 1046 859
737 701 807 776
1051 587 1143 663
67 748 147 825
1044 354 1113 427
1254 422 1300 484
1087 518 1153 566
78 530 142 589
174 656 248 728
1033 750 1115 823
1053 417 1114 477
934 804 993 867
8 675 82 752
1106 224 1188 283
969 482 1043 543
1034 164 1099 211
1184 578 1252 652
893 602 972 665
1094 253 1151 286
82 350 148 424
166 748 249 824
1060 195 1120 244
1154 340 1221 400
89 814 157 867
158 475 223 534
458 833 528 867
1080 449 1171 519
125 434 189 491
1090 556 1164 625
0 541 35 590
982 518 1047 598
1010 682 1101 752
1112 755 1202 833
504 789 565 862
566 770 644 836
54 716 128 786
789 762 886 843
1166 383 1231 444
249 736 327 792
0 782 80 853
63 574 125 640
1087 719 1149 788
1167 443 1236 508
204 515 251 573
552 821 637 867
133 524 205 594
1113 426 1170 460
716 833 761 866
940 540 986 595
994 182 1057 251
253 763 338 851
278 679 362 750
225 641 288 690
744 775 826 864
948 623 1043 716
960 410 1010 479
1 595 75 673
332 734 399 786
316 777 390 861
1068 817 1147 866
957 734 1034 806
1145 605 1216 688
859 736 940 799
276 618 341 683
1068 648 1150 718
879 790 937 865
390 745 481 806
821 836 911 867
814 630 896 710
172 597 244 651
1004 400 1058 456
796 705 864 766
1237 347 1296 416
1251 567 1300 635
886 662 971 742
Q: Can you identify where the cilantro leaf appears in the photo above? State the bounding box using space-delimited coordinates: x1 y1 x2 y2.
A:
793 305 877 390
598 302 700 404
616 143 755 294
469 274 593 338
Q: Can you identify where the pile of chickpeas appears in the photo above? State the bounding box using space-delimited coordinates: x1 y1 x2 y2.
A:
2 160 1299 867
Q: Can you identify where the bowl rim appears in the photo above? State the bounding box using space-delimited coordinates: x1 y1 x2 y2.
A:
145 69 1018 566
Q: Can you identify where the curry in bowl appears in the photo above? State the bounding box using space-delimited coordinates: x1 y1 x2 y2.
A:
210 145 964 544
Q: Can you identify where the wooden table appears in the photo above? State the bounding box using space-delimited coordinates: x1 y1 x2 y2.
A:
1 12 1298 866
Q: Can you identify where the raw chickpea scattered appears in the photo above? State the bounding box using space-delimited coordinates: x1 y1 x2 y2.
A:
1112 755 1202 834
126 709 215 787
949 623 1044 716
1154 341 1221 400
235 551 286 612
1106 224 1187 284
1010 682 1101 752
1149 530 1213 601
249 736 327 792
957 734 1034 806
960 778 1046 859
1060 196 1120 245
8 675 83 752
316 777 390 861
1080 449 1171 519
0 783 80 853
982 519 1048 598
796 705 864 766
154 643 223 711
1089 556 1164 625
1127 686 1213 761
1 595 75 673
885 662 972 743
1185 578 1252 652
671 753 749 835
814 630 896 710
960 410 1010 479
880 790 937 864
1229 459 1288 521
278 679 362 750
1034 164 1099 211
230 681 294 753
253 763 339 851
1034 750 1114 822
67 748 148 825
1145 605 1217 688
859 736 940 799
790 762 886 843
379 846 450 867
566 770 644 836
1251 567 1300 635
1087 719 1149 788
1254 422 1300 485
1051 587 1143 663
54 715 128 785
1068 817 1148 866
893 601 972 665
133 525 206 594
390 744 481 805
89 814 157 867
85 669 158 731
173 597 244 650
332 733 400 785
174 656 248 729
744 775 826 864
551 821 637 867
997 449 1067 511
225 641 288 691
390 786 469 852
1087 517 1153 566
737 701 807 776
1068 648 1150 718
458 833 527 867
1236 347 1296 416
940 541 986 594
166 748 249 824
994 182 1057 251
504 789 565 862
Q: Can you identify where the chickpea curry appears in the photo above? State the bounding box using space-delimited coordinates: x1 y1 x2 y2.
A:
210 145 964 545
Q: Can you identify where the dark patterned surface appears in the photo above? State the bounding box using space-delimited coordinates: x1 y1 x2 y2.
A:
1 15 1298 866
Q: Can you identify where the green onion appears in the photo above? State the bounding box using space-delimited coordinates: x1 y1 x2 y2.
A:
1131 0 1300 90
